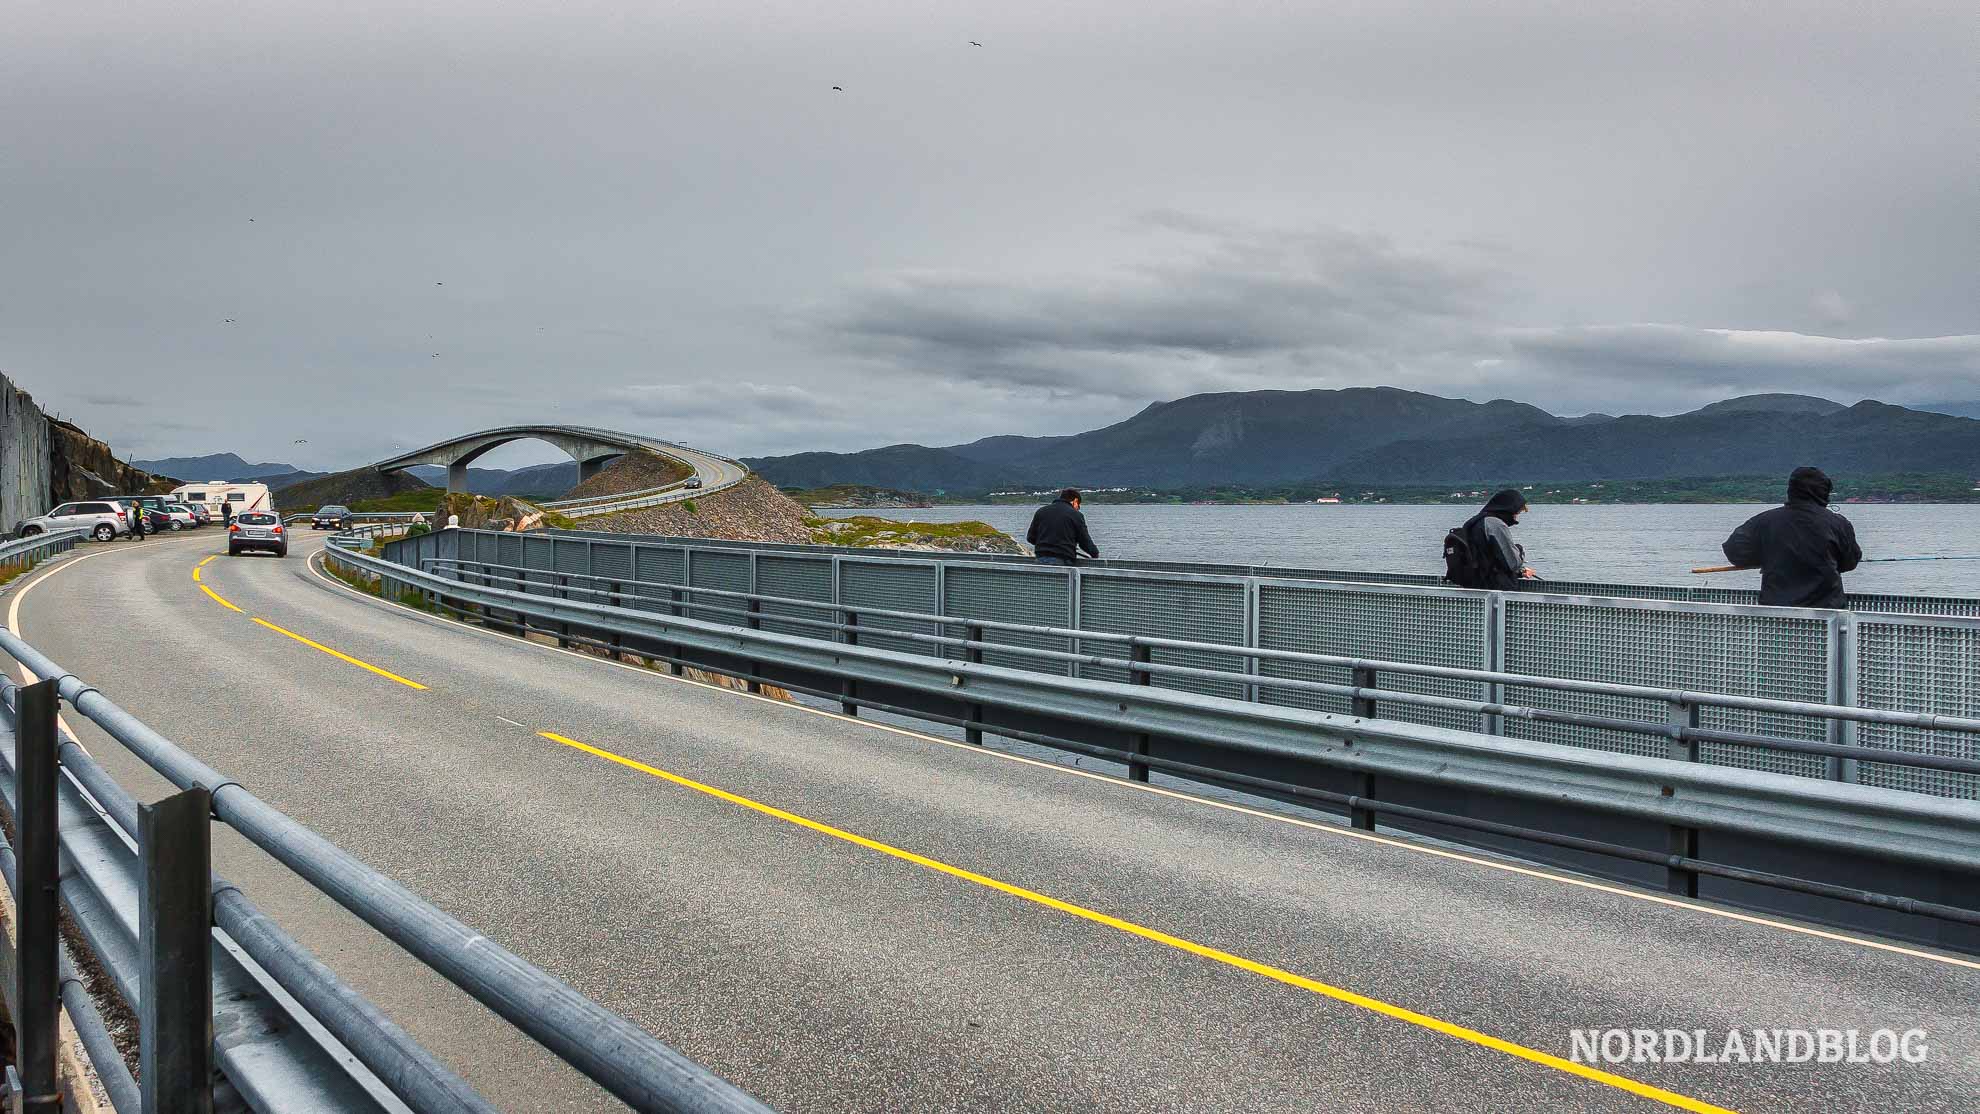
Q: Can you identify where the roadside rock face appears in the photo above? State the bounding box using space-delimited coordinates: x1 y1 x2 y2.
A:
436 492 541 531
50 420 175 502
582 476 813 542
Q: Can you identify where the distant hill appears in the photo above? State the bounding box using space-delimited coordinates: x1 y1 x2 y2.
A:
747 387 1980 492
133 452 301 481
406 461 579 496
281 468 432 509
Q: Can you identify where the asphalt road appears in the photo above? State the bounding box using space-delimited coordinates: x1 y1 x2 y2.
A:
11 531 1980 1113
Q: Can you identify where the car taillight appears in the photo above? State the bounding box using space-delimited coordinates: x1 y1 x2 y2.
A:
271 524 283 533
229 524 240 532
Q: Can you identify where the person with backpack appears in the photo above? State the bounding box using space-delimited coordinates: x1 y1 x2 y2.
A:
1443 489 1536 589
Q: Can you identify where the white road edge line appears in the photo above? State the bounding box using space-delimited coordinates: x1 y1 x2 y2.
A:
302 545 1980 972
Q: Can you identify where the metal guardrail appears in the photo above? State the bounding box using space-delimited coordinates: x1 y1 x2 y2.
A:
412 556 1980 782
539 480 691 512
413 529 1980 803
0 629 772 1113
0 530 83 568
326 541 1980 951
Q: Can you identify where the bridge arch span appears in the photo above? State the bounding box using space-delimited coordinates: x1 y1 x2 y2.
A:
374 425 694 493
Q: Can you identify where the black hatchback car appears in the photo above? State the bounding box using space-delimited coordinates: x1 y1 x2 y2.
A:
312 505 354 531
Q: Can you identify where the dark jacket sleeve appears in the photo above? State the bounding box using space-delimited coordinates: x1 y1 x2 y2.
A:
1026 510 1041 546
1074 512 1098 558
1722 518 1762 567
1835 516 1862 573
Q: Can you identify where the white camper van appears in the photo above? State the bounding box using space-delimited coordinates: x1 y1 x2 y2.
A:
170 481 276 521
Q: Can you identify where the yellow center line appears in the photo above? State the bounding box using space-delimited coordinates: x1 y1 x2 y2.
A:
197 555 217 568
537 730 1737 1114
252 618 427 689
191 564 243 612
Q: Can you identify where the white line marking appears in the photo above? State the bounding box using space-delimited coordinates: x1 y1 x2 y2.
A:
303 543 1980 971
495 715 528 729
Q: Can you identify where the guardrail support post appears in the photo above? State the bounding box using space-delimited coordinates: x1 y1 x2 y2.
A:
1351 665 1378 720
608 581 624 657
1347 666 1380 830
840 611 859 716
1666 701 1701 897
1127 643 1152 781
139 787 214 1114
964 624 985 746
554 575 572 648
745 599 763 694
668 588 686 674
14 680 61 1113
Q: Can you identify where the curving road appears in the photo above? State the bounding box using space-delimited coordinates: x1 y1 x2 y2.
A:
10 531 1980 1113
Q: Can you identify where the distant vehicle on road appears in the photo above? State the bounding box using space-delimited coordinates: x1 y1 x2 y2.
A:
160 503 201 530
312 505 354 531
684 476 703 489
228 511 288 558
17 501 130 541
170 481 275 521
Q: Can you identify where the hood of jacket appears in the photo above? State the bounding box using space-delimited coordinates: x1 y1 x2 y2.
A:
1787 466 1833 506
1482 488 1528 524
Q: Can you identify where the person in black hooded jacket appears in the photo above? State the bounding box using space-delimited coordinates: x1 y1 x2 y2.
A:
1461 489 1536 590
1722 466 1862 608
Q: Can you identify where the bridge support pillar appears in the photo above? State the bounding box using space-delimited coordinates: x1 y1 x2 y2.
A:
447 460 468 493
579 456 616 485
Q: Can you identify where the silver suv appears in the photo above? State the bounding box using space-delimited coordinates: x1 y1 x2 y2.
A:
228 510 288 557
17 501 130 542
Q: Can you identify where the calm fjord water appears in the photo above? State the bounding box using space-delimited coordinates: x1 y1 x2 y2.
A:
821 503 1980 597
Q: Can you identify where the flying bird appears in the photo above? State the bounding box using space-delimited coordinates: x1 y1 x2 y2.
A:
223 318 236 323
292 438 308 444
831 85 843 91
969 41 982 46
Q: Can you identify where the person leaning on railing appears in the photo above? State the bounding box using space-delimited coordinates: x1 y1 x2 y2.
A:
1027 488 1100 566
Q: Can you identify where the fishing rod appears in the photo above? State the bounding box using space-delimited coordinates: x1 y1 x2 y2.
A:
1691 556 1980 574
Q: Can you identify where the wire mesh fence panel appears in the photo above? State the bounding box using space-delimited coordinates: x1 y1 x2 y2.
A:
1256 583 1490 731
1503 598 1832 778
687 549 752 624
942 565 1073 673
839 560 940 656
522 533 558 596
756 555 834 637
1854 620 1980 800
1075 573 1247 699
591 541 634 584
629 546 686 614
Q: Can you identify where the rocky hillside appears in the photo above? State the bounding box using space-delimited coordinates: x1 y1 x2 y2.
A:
50 420 176 502
561 451 693 500
279 467 432 509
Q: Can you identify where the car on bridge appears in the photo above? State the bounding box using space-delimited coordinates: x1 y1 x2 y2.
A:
312 505 354 531
228 511 288 558
16 500 131 541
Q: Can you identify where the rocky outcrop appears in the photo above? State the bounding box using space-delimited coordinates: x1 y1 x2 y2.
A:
561 451 692 501
49 420 175 503
583 476 813 542
434 492 543 532
808 516 1027 554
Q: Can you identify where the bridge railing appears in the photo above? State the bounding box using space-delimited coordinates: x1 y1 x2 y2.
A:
325 538 1980 953
0 628 771 1114
401 528 1980 803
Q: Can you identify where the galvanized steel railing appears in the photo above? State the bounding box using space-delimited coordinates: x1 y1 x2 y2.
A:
0 530 84 567
413 556 1980 784
323 540 1980 946
0 627 772 1114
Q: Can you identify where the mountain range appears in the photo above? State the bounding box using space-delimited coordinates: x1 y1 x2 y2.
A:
744 388 1980 492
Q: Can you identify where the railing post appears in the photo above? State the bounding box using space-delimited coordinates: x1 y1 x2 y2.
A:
745 598 763 694
14 680 61 1113
667 587 686 675
1347 664 1379 829
555 575 572 647
608 580 624 657
139 787 214 1114
964 623 985 746
1666 700 1701 897
840 610 859 716
1127 643 1152 781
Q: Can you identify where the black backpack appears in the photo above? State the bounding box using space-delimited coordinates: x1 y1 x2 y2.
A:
1442 523 1484 588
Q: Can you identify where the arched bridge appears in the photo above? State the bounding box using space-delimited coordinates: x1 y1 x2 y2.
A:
373 424 746 499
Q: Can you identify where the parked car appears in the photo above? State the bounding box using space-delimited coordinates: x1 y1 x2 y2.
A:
160 503 201 530
186 504 213 526
17 501 130 542
312 505 354 531
228 511 288 557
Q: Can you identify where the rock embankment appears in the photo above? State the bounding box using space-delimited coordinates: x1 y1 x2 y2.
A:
584 476 814 542
807 516 1027 555
50 420 175 502
561 451 693 500
281 467 432 509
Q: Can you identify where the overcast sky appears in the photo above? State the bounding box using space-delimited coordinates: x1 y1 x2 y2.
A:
6 0 1976 470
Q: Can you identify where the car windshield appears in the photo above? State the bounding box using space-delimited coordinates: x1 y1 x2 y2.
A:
237 513 278 525
319 506 348 514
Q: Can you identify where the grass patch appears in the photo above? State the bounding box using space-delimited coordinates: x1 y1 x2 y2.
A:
805 515 1009 547
349 490 448 514
539 510 578 530
680 499 697 514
